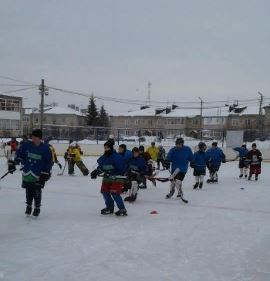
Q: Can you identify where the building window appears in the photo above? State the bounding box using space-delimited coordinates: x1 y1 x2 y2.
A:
232 119 239 126
0 98 20 112
192 119 198 125
245 119 251 127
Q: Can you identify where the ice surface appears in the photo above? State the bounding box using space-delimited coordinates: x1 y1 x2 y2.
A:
0 157 270 281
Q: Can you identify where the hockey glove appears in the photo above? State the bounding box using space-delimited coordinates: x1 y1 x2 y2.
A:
8 160 16 174
91 169 102 179
222 158 226 163
64 152 69 161
163 160 171 170
39 171 51 182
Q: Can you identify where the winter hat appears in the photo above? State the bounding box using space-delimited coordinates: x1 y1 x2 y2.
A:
132 147 140 153
107 138 115 147
119 144 127 152
31 129 42 139
175 138 184 145
139 145 145 152
198 142 206 150
104 140 114 150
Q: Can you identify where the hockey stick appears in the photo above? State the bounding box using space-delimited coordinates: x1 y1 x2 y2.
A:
57 161 67 176
0 171 10 181
150 177 170 182
0 171 11 190
225 157 238 162
150 168 189 203
98 174 127 180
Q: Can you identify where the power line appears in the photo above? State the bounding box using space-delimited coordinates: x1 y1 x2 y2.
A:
48 85 269 109
0 83 35 87
0 86 37 95
0 75 38 86
1 75 269 109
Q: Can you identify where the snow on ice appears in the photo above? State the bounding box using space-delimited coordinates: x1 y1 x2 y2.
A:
0 157 270 281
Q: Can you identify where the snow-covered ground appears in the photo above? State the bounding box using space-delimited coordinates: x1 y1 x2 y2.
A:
1 157 270 281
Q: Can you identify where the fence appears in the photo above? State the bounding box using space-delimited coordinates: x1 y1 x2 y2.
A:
4 123 269 144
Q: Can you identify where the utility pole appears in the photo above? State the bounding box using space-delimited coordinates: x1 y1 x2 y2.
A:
199 97 203 141
258 91 264 138
147 81 151 105
39 79 48 132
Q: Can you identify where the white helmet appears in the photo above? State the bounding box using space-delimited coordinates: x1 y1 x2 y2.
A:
70 141 77 147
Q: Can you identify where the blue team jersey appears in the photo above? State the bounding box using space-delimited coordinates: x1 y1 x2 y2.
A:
167 145 194 173
233 147 248 159
205 147 225 167
16 140 53 182
128 156 147 175
97 151 125 176
119 150 133 171
193 150 209 170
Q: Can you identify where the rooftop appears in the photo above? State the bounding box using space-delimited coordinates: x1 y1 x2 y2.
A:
111 104 261 118
25 106 85 116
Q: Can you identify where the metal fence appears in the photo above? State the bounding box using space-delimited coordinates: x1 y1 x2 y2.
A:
5 124 269 144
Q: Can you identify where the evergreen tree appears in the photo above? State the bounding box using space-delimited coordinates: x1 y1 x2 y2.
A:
87 95 98 126
98 105 109 127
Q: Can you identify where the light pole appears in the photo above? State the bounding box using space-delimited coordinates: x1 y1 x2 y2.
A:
199 97 203 141
39 79 49 132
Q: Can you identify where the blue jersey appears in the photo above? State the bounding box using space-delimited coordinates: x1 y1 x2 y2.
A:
193 151 209 171
119 150 133 171
167 145 193 173
205 147 225 167
128 156 147 175
16 140 53 182
233 147 248 160
97 151 125 176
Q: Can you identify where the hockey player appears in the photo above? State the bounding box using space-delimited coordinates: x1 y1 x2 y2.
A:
205 142 226 183
45 137 62 170
246 143 262 181
139 145 156 188
146 142 159 162
118 144 132 169
233 144 249 178
157 145 166 170
91 141 127 216
67 142 89 176
6 137 18 161
124 147 147 202
8 129 53 216
165 138 193 199
190 142 208 189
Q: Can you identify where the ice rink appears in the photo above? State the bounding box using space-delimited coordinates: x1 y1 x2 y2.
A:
1 157 270 281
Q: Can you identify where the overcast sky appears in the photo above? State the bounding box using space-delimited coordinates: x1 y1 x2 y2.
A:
0 0 269 113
